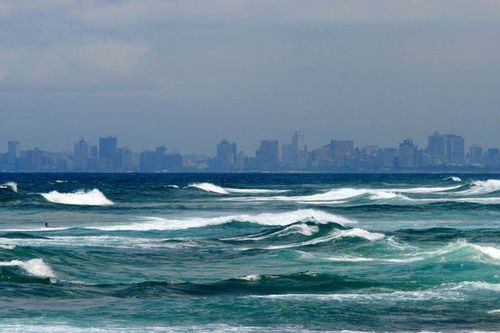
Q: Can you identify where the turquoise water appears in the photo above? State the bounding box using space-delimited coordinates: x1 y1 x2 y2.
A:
0 174 499 332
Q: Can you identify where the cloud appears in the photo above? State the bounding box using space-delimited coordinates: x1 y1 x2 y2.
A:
0 41 151 91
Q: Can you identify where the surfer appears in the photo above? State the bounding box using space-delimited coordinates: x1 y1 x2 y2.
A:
44 222 50 228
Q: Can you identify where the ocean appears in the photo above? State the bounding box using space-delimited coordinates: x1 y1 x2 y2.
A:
0 173 499 332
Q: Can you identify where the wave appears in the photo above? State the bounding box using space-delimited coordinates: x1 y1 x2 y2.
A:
0 181 18 193
456 179 500 195
0 258 56 278
444 176 462 182
188 182 287 194
232 186 457 204
40 189 113 206
166 184 180 189
91 209 355 231
55 180 68 183
264 227 384 250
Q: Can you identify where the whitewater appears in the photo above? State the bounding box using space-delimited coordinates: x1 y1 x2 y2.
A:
0 173 499 332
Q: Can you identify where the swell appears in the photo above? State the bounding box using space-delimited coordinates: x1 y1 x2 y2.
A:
188 182 288 194
86 209 356 231
40 188 113 206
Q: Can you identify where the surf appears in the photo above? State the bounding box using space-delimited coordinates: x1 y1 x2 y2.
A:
40 188 113 206
91 209 356 231
0 182 18 193
188 182 288 194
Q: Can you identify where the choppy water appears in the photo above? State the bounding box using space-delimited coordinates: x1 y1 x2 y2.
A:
0 173 499 332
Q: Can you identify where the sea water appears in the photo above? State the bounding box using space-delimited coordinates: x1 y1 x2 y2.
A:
0 173 499 332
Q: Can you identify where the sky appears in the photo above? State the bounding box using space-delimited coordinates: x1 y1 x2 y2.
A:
1 0 500 154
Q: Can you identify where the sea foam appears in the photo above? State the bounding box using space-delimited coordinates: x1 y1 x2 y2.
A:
444 176 462 182
92 209 355 231
40 189 113 206
0 182 18 193
457 179 500 195
0 258 56 278
188 182 287 194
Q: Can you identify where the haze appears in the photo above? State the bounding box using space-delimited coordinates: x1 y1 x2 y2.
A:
1 0 499 154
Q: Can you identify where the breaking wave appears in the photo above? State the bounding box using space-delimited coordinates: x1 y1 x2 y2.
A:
444 176 462 182
0 182 18 193
263 227 385 250
456 179 500 195
188 182 287 194
40 189 113 206
0 258 56 278
92 209 355 231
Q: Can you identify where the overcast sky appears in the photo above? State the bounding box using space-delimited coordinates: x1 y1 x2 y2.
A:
1 0 500 154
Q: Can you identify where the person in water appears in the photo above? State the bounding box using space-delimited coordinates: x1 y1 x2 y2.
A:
44 222 50 228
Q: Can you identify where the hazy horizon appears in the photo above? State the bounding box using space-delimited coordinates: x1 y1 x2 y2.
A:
1 1 500 154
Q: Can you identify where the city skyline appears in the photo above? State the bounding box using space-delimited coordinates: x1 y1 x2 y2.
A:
1 130 499 172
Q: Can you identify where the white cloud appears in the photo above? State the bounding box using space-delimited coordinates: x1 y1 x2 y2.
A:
77 42 151 73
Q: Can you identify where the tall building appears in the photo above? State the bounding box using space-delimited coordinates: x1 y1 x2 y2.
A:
99 136 117 169
216 139 237 170
74 137 89 170
427 132 445 165
330 140 354 167
249 140 279 170
469 145 483 165
282 131 307 168
155 146 167 171
399 139 418 168
444 134 464 165
7 141 19 166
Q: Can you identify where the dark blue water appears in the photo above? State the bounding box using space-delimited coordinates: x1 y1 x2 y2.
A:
0 173 499 332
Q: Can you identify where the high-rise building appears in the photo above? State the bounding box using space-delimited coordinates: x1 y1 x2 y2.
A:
469 145 483 165
330 140 354 167
249 140 279 170
427 132 445 165
399 139 417 168
155 146 167 171
99 137 117 169
444 134 464 165
216 139 237 170
74 137 89 170
7 141 19 166
282 131 307 168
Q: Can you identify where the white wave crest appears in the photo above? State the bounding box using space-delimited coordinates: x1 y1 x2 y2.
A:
225 223 320 241
250 290 462 302
395 185 461 194
0 258 56 278
188 182 287 194
265 227 384 250
237 274 263 281
444 176 462 182
0 182 18 192
263 188 405 203
40 189 113 206
55 180 68 183
167 185 180 189
92 209 355 231
457 179 500 195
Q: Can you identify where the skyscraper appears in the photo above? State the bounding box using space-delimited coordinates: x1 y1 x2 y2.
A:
216 139 237 170
469 145 483 165
99 136 117 170
444 134 465 165
427 132 445 165
253 140 279 170
399 139 417 168
74 138 89 170
7 141 19 166
330 140 354 167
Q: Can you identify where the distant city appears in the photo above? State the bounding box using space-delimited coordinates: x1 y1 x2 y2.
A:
0 132 499 173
